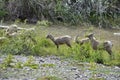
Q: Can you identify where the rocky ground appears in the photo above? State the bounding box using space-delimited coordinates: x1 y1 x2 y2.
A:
0 55 120 80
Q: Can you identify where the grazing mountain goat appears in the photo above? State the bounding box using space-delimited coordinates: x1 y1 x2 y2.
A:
75 34 90 45
86 33 113 56
46 34 72 49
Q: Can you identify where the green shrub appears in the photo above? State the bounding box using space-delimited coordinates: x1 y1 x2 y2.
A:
1 36 26 55
69 43 93 61
0 10 8 17
41 63 55 68
0 54 14 69
23 56 39 69
37 38 54 47
14 62 23 69
37 20 52 27
37 76 62 80
89 77 106 80
0 23 119 66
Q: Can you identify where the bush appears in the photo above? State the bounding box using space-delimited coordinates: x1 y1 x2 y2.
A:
37 20 52 27
0 10 8 17
0 54 14 69
24 56 39 69
1 0 119 28
37 76 62 80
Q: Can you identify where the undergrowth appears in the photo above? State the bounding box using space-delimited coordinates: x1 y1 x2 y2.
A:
0 54 39 69
37 76 62 80
0 24 120 67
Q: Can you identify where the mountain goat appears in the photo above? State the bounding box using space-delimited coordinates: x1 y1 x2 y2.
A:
86 33 113 55
75 34 90 45
46 34 72 49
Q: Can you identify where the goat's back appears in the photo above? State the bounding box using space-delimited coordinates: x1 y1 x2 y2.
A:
104 41 113 48
55 35 72 44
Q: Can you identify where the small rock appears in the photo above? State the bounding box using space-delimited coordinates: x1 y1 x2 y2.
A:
39 59 44 63
71 67 77 71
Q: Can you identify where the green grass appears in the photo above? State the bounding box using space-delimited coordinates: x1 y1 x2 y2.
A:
23 56 39 69
37 76 62 80
0 54 14 69
0 23 120 66
89 77 106 80
41 63 55 68
0 55 39 69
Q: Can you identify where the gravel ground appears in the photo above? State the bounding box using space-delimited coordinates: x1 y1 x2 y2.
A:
0 55 120 80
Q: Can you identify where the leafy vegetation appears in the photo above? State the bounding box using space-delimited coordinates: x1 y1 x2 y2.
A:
0 54 14 69
41 63 55 68
23 56 39 69
89 77 106 80
0 0 119 28
0 54 39 69
0 23 120 67
37 76 62 80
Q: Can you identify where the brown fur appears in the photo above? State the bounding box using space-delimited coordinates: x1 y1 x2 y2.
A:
75 34 90 45
46 34 72 49
86 33 113 55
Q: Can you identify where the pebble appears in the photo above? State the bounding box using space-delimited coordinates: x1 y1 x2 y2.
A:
0 55 120 80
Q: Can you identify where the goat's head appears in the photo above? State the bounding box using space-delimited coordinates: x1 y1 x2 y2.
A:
103 41 113 47
86 33 94 39
46 34 52 39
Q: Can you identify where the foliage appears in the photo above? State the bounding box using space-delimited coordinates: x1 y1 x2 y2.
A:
0 30 36 55
0 23 120 66
0 0 8 18
0 55 39 69
37 20 52 27
14 61 23 69
31 37 55 56
37 76 62 80
23 56 39 69
41 63 55 68
89 62 97 71
0 54 14 69
89 77 106 80
0 10 8 17
0 0 119 28
0 30 119 66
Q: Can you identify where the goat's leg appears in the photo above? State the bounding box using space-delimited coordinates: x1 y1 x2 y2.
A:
107 50 112 56
105 47 112 56
106 48 114 59
56 45 59 49
66 43 72 48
